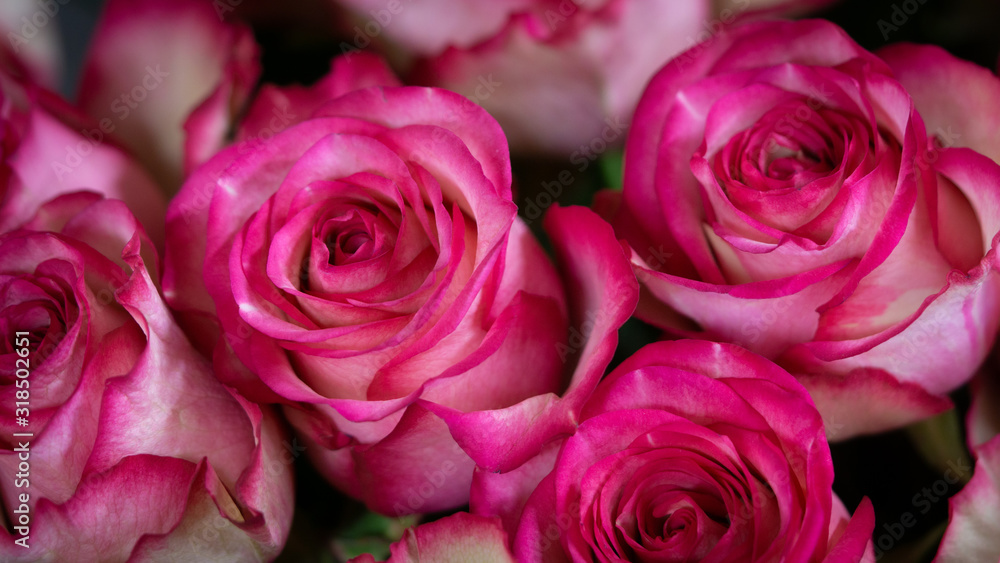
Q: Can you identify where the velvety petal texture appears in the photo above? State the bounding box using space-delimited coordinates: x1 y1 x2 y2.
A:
163 58 620 514
610 19 1000 439
0 194 292 562
0 51 166 245
348 512 516 563
78 0 261 194
474 340 875 562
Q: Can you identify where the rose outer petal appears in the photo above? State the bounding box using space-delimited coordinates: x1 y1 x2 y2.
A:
78 0 260 193
935 435 1000 563
236 52 400 145
348 512 516 563
879 43 1000 166
423 206 638 473
3 108 166 246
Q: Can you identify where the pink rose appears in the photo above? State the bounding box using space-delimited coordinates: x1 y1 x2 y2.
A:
411 0 709 155
474 340 876 562
934 435 1000 562
935 358 1000 561
0 0 62 90
336 0 832 56
78 0 260 194
348 512 515 563
0 50 166 245
0 193 292 561
335 0 836 154
605 19 1000 438
164 47 638 513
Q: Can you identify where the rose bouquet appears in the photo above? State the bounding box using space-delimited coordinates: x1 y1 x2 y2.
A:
1 0 999 561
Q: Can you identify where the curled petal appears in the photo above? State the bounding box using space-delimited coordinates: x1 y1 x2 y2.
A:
425 206 638 473
879 43 1000 165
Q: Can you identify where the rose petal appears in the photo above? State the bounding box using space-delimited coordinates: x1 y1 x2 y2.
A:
352 512 515 563
879 43 1000 165
0 455 199 562
236 52 400 145
471 440 562 539
794 368 952 440
935 436 1000 563
78 0 260 193
3 107 166 245
822 497 876 563
423 206 638 473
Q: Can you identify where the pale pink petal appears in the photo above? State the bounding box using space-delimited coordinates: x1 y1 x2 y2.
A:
3 107 166 245
182 28 260 176
349 512 515 563
471 440 562 538
315 86 512 200
327 404 474 516
935 436 1000 563
78 0 261 193
336 0 538 55
795 368 952 440
782 225 1000 398
423 206 638 473
634 259 853 358
421 0 708 154
0 455 200 562
0 0 62 89
879 43 1000 165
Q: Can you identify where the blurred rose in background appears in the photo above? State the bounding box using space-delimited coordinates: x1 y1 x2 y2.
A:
335 0 837 155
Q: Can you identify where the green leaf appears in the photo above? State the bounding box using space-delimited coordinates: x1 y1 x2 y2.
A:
599 150 624 190
332 537 392 561
339 511 417 541
906 409 972 483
